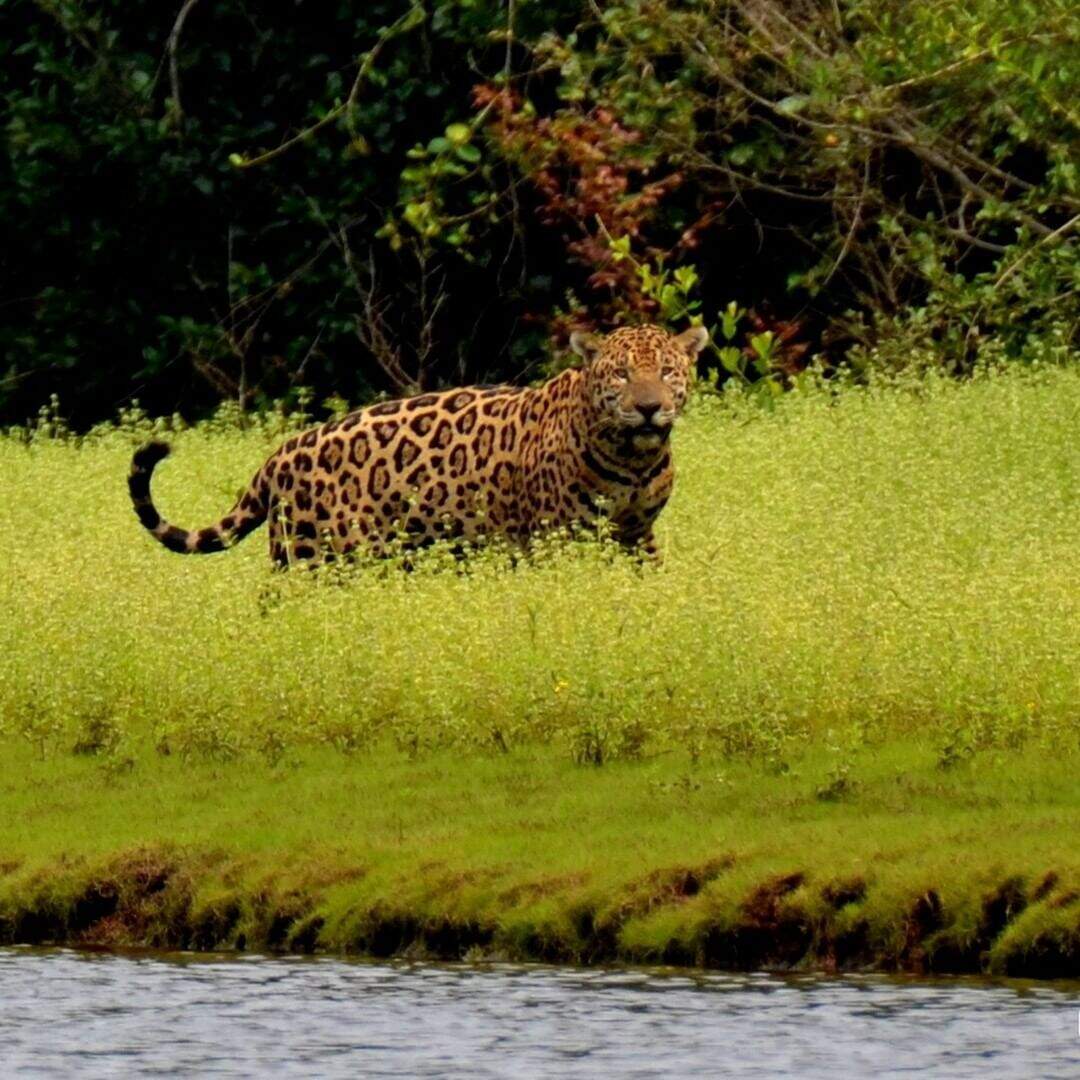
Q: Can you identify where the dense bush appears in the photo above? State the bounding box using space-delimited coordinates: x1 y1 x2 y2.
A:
2 0 574 424
3 0 1077 426
517 0 1080 373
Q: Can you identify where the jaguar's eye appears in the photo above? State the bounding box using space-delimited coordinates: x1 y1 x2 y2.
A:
661 367 676 381
613 368 629 383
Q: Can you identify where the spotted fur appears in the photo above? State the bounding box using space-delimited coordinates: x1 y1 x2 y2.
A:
128 324 710 566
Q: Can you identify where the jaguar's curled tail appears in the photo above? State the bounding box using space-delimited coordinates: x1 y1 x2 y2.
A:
129 441 268 555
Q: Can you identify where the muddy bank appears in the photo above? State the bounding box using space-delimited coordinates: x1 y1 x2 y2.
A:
1 847 1076 978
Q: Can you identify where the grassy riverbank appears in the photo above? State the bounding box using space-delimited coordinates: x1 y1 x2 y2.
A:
2 366 1079 974
0 743 1078 976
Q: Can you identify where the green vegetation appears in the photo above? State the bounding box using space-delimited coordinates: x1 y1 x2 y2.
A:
2 368 1079 974
5 0 1076 977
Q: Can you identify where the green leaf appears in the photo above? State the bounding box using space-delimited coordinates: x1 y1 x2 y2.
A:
721 302 743 341
718 346 742 374
776 94 811 116
728 143 755 167
673 265 698 290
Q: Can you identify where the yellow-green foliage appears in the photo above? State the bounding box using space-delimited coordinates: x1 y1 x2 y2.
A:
3 367 1079 765
2 367 1080 972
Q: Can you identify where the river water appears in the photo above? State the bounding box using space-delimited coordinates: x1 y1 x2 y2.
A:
0 948 1077 1078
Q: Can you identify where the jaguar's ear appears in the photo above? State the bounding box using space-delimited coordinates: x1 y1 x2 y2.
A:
569 331 602 364
674 325 710 359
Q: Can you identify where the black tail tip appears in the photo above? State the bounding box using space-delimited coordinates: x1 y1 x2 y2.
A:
132 440 171 471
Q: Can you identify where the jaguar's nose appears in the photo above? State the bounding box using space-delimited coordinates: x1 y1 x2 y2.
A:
636 401 662 424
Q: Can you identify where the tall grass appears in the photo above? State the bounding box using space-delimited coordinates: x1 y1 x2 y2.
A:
2 366 1079 769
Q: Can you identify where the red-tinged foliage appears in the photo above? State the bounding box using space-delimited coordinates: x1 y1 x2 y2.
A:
474 85 713 333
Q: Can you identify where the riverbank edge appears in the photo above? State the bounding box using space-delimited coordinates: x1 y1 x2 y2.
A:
1 846 1077 979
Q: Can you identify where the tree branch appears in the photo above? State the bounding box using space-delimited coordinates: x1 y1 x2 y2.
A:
233 4 426 170
166 0 201 133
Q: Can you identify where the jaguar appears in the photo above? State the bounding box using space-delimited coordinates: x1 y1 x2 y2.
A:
128 323 709 566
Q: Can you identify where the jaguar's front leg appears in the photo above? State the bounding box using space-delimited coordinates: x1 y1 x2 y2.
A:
629 528 662 564
614 519 663 564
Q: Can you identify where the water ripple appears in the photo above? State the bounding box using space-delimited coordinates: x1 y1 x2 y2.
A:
0 948 1077 1078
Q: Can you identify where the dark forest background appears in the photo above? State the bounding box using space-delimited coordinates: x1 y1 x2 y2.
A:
2 0 1077 427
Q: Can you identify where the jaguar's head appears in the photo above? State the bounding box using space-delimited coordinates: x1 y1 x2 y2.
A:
570 324 709 452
